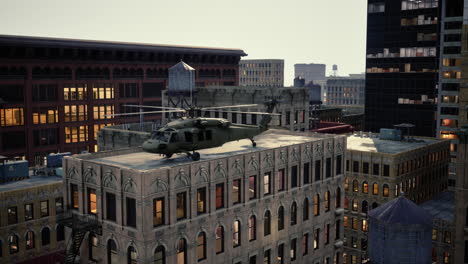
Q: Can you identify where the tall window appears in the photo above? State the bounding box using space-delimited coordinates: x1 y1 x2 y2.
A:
352 180 358 192
290 238 297 261
24 203 34 221
344 178 349 190
233 220 241 247
197 233 206 261
315 160 321 181
249 215 256 241
107 192 117 222
26 231 35 249
326 157 332 178
154 246 165 264
363 181 369 194
108 240 118 264
71 184 79 209
303 198 309 221
41 227 50 245
57 224 65 241
88 188 97 214
233 179 241 204
304 163 310 184
335 220 341 240
93 84 114 99
325 191 330 212
197 188 206 214
153 198 164 227
216 226 224 254
278 244 284 264
336 155 342 175
335 187 341 208
177 239 187 264
278 206 285 231
264 211 271 236
291 165 298 188
278 169 285 191
264 249 271 264
8 235 19 254
373 183 379 195
314 229 320 249
383 184 389 197
176 192 186 220
128 246 137 264
249 175 257 200
314 195 320 216
373 163 379 176
55 197 64 214
89 233 98 262
264 172 271 195
215 184 224 209
291 202 297 225
8 206 17 225
302 233 309 256
352 199 358 211
325 224 330 245
362 200 368 214
126 197 136 228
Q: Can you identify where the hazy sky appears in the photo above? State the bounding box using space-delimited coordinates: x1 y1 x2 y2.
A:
0 0 367 86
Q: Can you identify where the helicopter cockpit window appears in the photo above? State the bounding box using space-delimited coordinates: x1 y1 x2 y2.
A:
184 132 193 143
151 131 171 142
170 133 178 143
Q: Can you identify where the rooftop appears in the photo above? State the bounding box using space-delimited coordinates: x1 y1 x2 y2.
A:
369 196 433 226
346 134 441 154
0 34 247 56
420 192 454 222
86 130 337 171
0 175 62 193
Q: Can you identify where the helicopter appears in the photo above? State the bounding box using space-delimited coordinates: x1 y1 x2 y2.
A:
109 101 280 161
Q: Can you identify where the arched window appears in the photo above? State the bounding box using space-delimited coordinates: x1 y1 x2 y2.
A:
303 198 309 221
352 180 359 192
197 232 206 261
41 228 50 246
8 235 19 254
395 184 400 197
325 191 330 212
56 224 65 241
154 246 165 264
215 226 224 254
372 183 379 195
25 231 35 250
372 202 379 209
383 184 389 197
362 200 368 214
344 178 349 191
128 246 137 264
362 181 368 194
290 203 297 226
344 197 349 210
107 240 118 264
264 211 271 236
335 187 341 208
89 233 98 262
314 195 320 216
177 239 187 264
233 220 241 247
278 206 285 231
249 216 256 241
352 199 358 211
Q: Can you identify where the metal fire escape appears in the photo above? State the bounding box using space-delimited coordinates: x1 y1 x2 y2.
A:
58 211 102 264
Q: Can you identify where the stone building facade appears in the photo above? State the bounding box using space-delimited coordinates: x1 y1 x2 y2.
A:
239 59 284 87
0 176 66 263
454 125 468 263
62 130 346 264
343 133 450 263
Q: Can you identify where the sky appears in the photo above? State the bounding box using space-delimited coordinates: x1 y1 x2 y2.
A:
0 0 367 86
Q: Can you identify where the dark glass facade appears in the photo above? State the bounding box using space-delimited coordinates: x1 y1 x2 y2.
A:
365 0 441 137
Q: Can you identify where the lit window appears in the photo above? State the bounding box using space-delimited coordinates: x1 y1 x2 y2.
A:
325 191 330 211
25 231 35 250
40 200 49 218
177 239 186 264
88 189 97 214
8 235 19 254
197 188 206 215
216 226 224 254
197 233 206 261
373 183 379 195
153 198 164 227
0 108 24 127
314 195 320 216
233 179 241 204
128 246 137 264
7 207 17 225
154 246 165 264
216 184 224 209
176 192 186 220
249 215 256 241
249 175 257 200
362 220 368 232
278 169 285 191
24 203 34 221
93 84 114 99
233 220 241 247
64 84 87 101
264 172 271 195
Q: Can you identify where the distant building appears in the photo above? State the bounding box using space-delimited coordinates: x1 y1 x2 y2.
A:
325 75 365 107
239 59 284 87
293 76 305 88
0 175 65 264
343 131 450 263
294 63 326 84
64 130 346 264
454 125 468 262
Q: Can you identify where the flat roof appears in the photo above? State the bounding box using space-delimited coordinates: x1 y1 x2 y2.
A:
419 192 454 222
90 130 337 171
0 175 62 193
0 34 247 56
346 134 442 154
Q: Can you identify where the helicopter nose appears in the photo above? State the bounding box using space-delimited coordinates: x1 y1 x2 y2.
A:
142 140 155 152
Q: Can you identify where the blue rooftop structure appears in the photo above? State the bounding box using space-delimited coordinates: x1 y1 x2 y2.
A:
368 196 433 264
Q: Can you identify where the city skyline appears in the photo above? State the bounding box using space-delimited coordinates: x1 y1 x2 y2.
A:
0 0 367 86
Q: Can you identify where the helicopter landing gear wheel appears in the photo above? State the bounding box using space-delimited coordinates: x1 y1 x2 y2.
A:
165 153 173 158
192 152 200 161
250 138 257 148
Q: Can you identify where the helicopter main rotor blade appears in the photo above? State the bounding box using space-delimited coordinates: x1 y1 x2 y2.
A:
105 110 186 117
200 104 259 110
202 109 281 116
123 104 183 110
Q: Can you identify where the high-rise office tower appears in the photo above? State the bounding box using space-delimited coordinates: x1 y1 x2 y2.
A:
365 0 440 137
